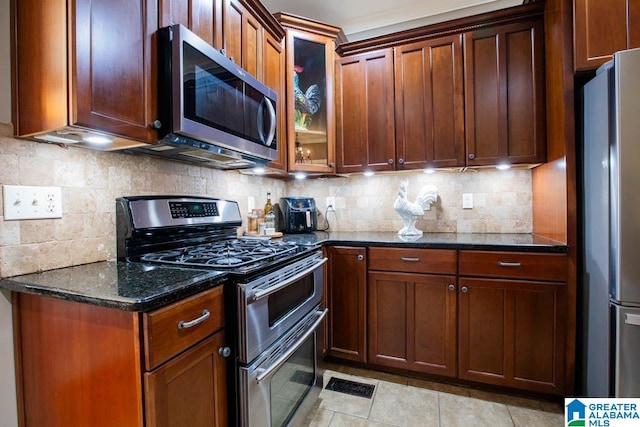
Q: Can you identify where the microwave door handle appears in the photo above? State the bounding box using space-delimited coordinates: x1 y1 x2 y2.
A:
251 257 328 302
257 96 276 146
255 308 328 384
265 97 276 146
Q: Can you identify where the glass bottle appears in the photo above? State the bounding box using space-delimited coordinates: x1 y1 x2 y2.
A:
264 192 273 215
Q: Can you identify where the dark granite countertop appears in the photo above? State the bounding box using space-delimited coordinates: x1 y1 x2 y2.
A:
0 233 566 312
0 261 227 312
281 231 568 253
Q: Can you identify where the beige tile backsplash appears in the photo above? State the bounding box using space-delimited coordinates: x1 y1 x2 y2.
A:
0 122 532 277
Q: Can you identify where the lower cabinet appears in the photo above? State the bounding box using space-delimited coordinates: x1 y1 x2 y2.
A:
13 286 228 426
326 246 367 362
458 278 567 394
145 331 227 427
368 271 457 377
325 245 568 396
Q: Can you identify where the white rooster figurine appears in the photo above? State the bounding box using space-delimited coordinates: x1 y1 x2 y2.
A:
394 181 438 236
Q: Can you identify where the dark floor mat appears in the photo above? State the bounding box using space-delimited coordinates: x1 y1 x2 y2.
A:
325 376 375 399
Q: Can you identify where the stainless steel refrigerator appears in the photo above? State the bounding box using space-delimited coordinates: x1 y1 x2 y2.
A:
583 47 640 397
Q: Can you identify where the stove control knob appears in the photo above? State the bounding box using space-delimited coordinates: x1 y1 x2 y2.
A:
218 347 231 358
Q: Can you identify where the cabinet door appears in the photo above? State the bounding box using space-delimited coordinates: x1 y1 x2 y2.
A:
464 20 546 166
326 246 367 362
368 272 457 377
395 35 465 170
335 49 396 174
263 32 287 171
574 0 633 71
74 0 158 142
223 0 263 79
458 278 566 394
286 29 336 173
159 0 222 49
145 331 228 427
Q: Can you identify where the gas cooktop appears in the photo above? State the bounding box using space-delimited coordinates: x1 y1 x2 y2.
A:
140 239 307 274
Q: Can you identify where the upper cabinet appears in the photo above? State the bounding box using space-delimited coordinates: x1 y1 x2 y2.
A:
222 0 263 79
276 13 342 175
336 3 546 174
263 32 288 171
335 49 395 173
463 19 546 167
159 0 222 49
574 0 640 71
395 35 465 170
13 0 159 147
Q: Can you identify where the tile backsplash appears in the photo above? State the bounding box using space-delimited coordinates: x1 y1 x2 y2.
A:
0 122 531 277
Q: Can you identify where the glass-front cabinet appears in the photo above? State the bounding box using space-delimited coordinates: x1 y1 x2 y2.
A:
276 13 341 175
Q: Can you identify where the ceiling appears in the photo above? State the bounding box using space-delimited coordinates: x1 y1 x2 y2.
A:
261 0 523 41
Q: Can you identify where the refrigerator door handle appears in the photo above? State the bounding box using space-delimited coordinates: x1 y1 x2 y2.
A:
625 313 640 326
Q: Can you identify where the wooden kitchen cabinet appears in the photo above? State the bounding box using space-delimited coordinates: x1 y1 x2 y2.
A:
335 49 396 173
159 0 223 49
367 248 457 377
463 19 546 167
263 32 288 171
13 0 159 146
458 251 567 395
574 0 640 71
276 13 341 175
326 246 367 362
145 331 227 427
394 35 466 170
223 0 263 79
13 286 228 426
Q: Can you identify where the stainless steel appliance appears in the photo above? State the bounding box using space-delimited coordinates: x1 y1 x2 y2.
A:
116 196 327 426
582 47 640 397
278 197 317 233
129 24 278 170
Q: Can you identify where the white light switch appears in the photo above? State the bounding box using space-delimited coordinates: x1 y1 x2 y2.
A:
462 193 473 209
3 185 63 220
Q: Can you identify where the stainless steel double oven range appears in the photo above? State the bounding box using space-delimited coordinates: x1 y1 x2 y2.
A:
116 196 327 426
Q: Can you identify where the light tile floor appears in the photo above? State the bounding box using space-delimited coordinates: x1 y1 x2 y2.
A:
304 363 565 426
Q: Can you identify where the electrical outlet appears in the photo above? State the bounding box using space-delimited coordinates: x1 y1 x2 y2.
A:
3 185 63 220
326 197 336 211
462 193 473 209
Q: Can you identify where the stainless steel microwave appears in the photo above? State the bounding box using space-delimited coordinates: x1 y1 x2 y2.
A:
140 24 278 169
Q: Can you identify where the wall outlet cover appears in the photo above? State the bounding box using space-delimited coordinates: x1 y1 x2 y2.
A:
3 185 63 220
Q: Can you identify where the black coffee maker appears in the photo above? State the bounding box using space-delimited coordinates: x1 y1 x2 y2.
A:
277 197 317 233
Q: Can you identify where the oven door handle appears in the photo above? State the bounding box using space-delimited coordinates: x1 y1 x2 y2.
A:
255 308 328 384
251 257 328 302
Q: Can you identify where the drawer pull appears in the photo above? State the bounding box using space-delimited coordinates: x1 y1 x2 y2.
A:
461 286 469 293
357 255 364 261
498 261 522 268
401 257 420 262
448 284 455 291
177 309 210 330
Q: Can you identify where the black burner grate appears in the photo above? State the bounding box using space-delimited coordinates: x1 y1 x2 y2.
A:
325 377 375 399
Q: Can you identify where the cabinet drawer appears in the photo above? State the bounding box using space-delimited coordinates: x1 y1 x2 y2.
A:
144 286 224 370
368 247 457 274
459 251 567 281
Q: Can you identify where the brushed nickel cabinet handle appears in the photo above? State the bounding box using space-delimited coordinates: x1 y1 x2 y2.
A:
357 254 364 261
498 261 522 268
177 309 210 329
388 159 394 164
448 284 455 291
401 257 420 262
218 347 231 358
461 286 469 293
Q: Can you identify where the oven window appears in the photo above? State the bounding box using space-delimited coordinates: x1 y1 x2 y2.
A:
270 334 315 427
268 274 314 326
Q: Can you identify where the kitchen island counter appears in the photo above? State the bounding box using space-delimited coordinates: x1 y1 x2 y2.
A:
0 261 227 311
282 231 568 253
